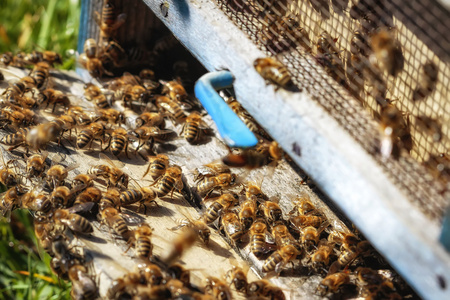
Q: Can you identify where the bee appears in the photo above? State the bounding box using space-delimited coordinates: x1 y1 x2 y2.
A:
226 96 260 133
290 214 324 230
34 215 54 254
1 52 13 66
317 271 350 296
196 173 238 197
77 122 107 150
370 28 404 77
272 222 298 249
182 111 210 144
205 276 232 300
249 219 271 257
415 115 442 142
327 220 359 249
0 127 28 151
25 121 64 150
68 265 97 300
40 89 71 113
0 152 18 187
163 227 197 265
225 262 249 294
0 186 27 220
254 57 293 89
291 192 317 215
135 112 166 129
42 51 62 66
247 280 286 300
203 193 237 224
132 224 153 259
26 152 48 179
222 148 271 170
22 193 52 214
142 154 169 181
170 206 210 245
119 186 157 211
262 244 299 273
129 126 174 155
122 84 151 109
104 127 129 158
300 222 329 248
151 165 183 199
94 0 127 41
413 61 439 101
0 104 36 128
139 262 164 286
88 153 129 189
83 38 98 59
161 80 188 102
311 239 335 267
53 204 94 234
260 199 283 225
50 186 76 208
79 54 112 79
72 173 95 190
84 83 102 101
317 31 340 55
220 210 244 246
46 162 79 189
239 197 257 230
30 62 50 90
155 95 187 124
329 240 372 272
99 207 132 240
99 187 122 211
67 106 92 126
74 187 102 206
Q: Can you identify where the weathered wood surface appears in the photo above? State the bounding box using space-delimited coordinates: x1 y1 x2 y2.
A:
0 67 370 299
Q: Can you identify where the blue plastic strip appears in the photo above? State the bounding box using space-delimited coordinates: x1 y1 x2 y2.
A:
440 207 450 251
195 71 258 148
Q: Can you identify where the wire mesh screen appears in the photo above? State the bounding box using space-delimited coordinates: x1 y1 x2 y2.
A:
216 0 450 221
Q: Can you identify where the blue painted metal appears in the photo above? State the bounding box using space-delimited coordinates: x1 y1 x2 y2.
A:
195 71 258 148
440 207 450 251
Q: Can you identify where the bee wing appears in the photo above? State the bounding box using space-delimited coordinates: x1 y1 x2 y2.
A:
67 202 95 214
64 162 80 173
331 219 350 234
120 211 145 226
174 178 184 191
99 153 125 169
50 152 66 165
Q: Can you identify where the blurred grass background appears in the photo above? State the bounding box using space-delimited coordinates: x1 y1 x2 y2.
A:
0 0 81 70
0 0 80 298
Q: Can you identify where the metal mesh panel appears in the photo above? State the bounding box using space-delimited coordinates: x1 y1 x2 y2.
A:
216 0 450 220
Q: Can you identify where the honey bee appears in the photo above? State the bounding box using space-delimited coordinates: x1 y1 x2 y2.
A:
40 89 71 113
132 224 153 259
74 186 102 206
1 52 13 66
98 187 122 211
205 276 232 300
46 162 79 189
161 80 188 102
30 62 50 90
249 219 271 257
300 222 329 248
50 186 76 208
83 38 98 59
104 127 129 158
290 214 325 230
330 240 372 272
94 0 127 41
0 104 36 128
28 121 64 150
225 95 261 134
317 271 350 296
203 193 237 224
222 147 271 170
370 28 404 77
0 186 26 220
415 115 442 142
26 152 48 179
129 126 174 155
220 210 244 247
119 186 157 211
196 172 238 199
262 244 299 273
99 207 132 240
166 263 189 286
0 127 28 151
68 265 97 300
72 173 95 191
239 197 257 230
67 106 92 126
170 206 210 245
102 40 127 68
225 261 249 294
0 151 18 187
88 153 129 189
327 220 359 249
122 84 152 110
182 111 210 144
135 112 166 129
142 154 169 181
139 262 164 286
413 61 439 101
254 57 293 89
291 192 316 215
151 165 183 199
260 199 283 224
42 51 62 66
163 227 197 265
154 95 187 124
311 239 335 267
22 193 52 214
272 222 298 249
79 54 112 79
247 280 286 300
53 204 94 234
34 215 54 253
77 122 107 150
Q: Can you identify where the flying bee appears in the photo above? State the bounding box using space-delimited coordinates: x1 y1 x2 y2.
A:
77 122 107 150
254 57 293 89
142 154 169 181
94 0 127 40
151 165 183 199
26 152 48 179
317 271 350 296
53 203 94 234
413 61 439 101
203 193 238 224
239 196 257 231
370 28 404 77
170 206 210 245
130 224 153 259
88 153 129 189
260 199 283 225
25 121 64 150
415 115 442 142
204 277 232 300
99 207 132 241
154 95 187 124
249 219 271 257
196 172 238 198
68 265 98 300
262 244 299 274
222 147 271 170
220 210 245 247
46 162 79 189
182 111 210 144
104 127 129 158
30 61 50 90
163 227 197 265
73 186 102 206
311 239 335 267
135 112 166 129
247 279 286 300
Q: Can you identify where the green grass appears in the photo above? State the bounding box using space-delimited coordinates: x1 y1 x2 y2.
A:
0 0 81 69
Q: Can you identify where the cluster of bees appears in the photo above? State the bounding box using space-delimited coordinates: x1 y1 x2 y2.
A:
222 0 447 185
